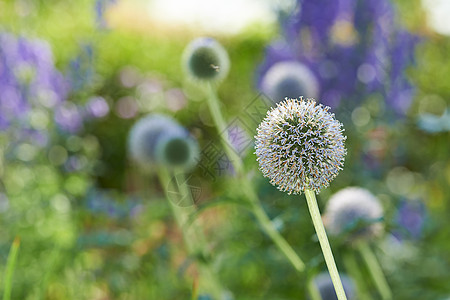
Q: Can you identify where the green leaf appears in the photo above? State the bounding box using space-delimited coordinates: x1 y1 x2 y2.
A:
3 237 20 300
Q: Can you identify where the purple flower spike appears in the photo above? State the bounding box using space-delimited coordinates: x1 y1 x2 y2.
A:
0 31 69 130
258 0 419 116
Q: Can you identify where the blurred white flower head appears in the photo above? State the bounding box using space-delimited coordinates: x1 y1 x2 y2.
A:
261 61 319 104
324 187 384 240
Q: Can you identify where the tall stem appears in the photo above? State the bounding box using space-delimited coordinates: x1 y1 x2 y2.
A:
249 194 305 272
205 83 243 174
205 83 305 272
157 168 224 299
304 189 347 300
357 242 392 300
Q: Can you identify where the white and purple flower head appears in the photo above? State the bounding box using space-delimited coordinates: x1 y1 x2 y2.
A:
255 97 346 195
182 37 230 81
324 187 384 240
311 272 356 300
260 61 319 104
128 114 199 171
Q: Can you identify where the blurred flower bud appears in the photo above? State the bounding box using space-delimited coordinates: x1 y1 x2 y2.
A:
324 187 384 241
128 114 199 171
261 61 319 104
183 37 230 81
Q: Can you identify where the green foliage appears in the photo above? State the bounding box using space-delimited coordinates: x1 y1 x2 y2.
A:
1 0 450 299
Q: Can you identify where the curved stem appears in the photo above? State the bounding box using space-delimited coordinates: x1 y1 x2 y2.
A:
304 189 347 300
205 83 243 174
249 197 305 272
157 168 225 299
205 83 305 272
357 242 392 300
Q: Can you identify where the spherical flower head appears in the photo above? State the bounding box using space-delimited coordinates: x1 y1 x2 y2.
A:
311 272 356 300
324 187 384 240
182 37 230 81
128 114 199 171
261 61 319 104
255 98 346 195
154 129 199 170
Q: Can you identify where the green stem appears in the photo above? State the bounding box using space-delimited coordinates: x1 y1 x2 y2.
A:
249 197 305 272
191 277 198 300
304 189 347 300
205 83 243 174
357 242 392 300
205 83 306 273
3 237 20 300
157 168 224 299
342 252 374 300
307 277 323 300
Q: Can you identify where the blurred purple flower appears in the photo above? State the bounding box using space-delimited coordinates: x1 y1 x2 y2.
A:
84 96 110 118
0 32 69 129
217 122 252 176
20 128 49 147
258 0 419 115
55 103 84 134
66 44 95 91
95 0 117 29
86 188 142 219
387 31 420 114
393 199 426 240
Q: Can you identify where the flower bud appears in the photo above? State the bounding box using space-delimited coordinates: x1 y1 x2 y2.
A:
182 37 230 81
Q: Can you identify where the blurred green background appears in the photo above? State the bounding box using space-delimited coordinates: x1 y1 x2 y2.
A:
0 0 450 299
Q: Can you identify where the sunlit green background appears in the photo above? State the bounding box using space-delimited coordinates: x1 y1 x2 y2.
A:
1 0 450 299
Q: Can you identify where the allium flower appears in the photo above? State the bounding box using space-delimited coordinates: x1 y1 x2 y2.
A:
324 187 383 240
255 98 346 194
128 114 199 170
260 61 319 104
182 37 230 81
129 114 181 163
312 272 356 300
153 130 199 170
